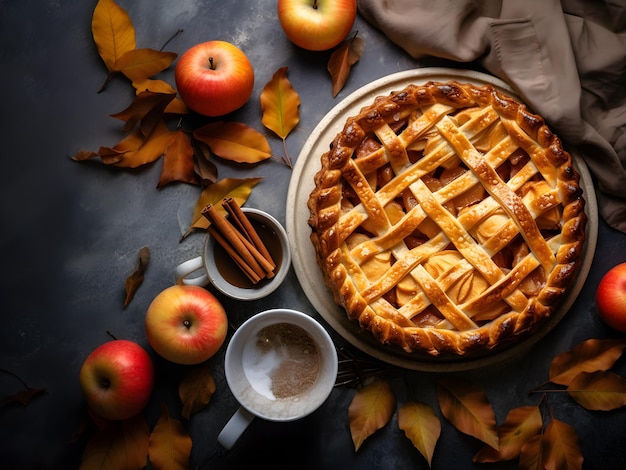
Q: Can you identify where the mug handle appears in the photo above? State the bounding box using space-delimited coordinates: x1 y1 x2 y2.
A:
217 406 256 449
174 256 209 286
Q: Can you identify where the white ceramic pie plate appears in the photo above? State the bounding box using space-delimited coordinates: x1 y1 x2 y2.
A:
286 68 598 372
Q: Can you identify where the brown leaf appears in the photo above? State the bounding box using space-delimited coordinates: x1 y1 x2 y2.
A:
131 79 190 115
113 120 173 169
328 33 364 97
91 0 135 73
348 377 396 451
473 405 542 463
124 246 150 307
3 387 45 406
148 403 192 470
179 365 217 420
110 90 176 136
114 48 177 83
519 419 583 470
260 67 300 140
193 121 272 164
397 401 440 466
549 338 626 385
79 415 150 470
437 378 499 450
192 140 218 186
72 149 100 162
567 370 626 410
183 177 262 237
158 130 199 188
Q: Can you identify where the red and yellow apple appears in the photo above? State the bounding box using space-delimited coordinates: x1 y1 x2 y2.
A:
145 285 228 365
79 340 154 421
277 0 357 51
596 262 626 333
174 40 254 117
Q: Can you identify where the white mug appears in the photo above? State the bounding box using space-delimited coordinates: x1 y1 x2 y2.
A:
218 309 338 449
175 208 291 301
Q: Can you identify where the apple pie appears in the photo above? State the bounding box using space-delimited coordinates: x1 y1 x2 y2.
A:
307 81 586 358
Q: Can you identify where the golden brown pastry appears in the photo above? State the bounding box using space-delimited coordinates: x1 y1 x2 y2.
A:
307 81 586 358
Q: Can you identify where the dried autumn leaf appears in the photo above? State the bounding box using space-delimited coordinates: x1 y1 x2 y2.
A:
519 419 583 470
80 415 150 470
397 401 440 467
183 177 262 237
328 33 364 97
148 403 192 470
437 378 499 450
124 246 150 307
179 365 217 420
113 120 173 169
3 387 45 406
91 0 135 73
567 370 626 411
549 338 626 386
114 48 177 84
158 130 198 188
110 90 176 136
193 121 272 164
473 405 542 463
192 140 218 186
260 66 300 140
348 376 396 451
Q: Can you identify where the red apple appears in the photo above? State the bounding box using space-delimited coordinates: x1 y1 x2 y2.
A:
174 40 254 117
79 340 154 421
145 285 228 365
277 0 357 51
596 262 626 333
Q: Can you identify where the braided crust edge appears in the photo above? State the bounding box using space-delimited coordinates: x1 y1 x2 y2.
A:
307 81 587 357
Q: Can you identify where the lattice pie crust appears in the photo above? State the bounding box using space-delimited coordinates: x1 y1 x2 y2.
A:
307 81 586 357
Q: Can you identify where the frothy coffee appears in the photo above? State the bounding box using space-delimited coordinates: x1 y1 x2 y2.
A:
242 322 321 400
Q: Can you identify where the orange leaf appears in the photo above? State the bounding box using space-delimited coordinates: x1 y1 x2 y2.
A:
179 365 217 420
348 377 396 451
549 338 626 385
158 130 199 188
114 120 173 168
110 90 176 136
124 246 150 307
437 378 499 450
148 403 192 470
260 67 300 140
567 370 626 410
193 121 272 164
115 48 177 83
183 177 262 237
91 0 135 73
473 405 542 463
79 415 150 470
519 419 583 470
328 33 364 97
397 401 440 466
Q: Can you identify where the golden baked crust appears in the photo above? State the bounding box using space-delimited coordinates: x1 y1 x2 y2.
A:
307 81 586 358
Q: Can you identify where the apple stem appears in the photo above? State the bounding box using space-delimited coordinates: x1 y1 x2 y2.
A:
209 57 215 70
313 0 318 8
183 319 192 329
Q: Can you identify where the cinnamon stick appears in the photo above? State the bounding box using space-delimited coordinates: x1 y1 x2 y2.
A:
207 226 261 284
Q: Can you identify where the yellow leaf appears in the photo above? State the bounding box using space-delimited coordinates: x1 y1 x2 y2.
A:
328 34 364 97
158 130 199 188
397 401 440 467
184 177 263 237
567 370 626 410
260 67 301 140
473 405 542 463
114 120 173 169
437 378 499 450
110 90 176 135
193 121 272 164
348 377 396 451
134 78 176 95
549 338 626 385
115 48 177 83
179 365 217 420
148 403 192 470
91 0 135 73
520 419 583 470
80 415 149 470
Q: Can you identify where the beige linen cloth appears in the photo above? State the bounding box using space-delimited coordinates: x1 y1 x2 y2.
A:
358 0 626 233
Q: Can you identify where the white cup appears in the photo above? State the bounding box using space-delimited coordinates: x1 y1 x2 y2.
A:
218 309 338 449
175 208 291 301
